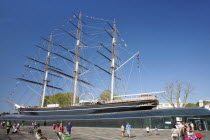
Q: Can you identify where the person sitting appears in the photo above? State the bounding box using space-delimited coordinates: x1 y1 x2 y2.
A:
35 129 48 140
12 124 18 134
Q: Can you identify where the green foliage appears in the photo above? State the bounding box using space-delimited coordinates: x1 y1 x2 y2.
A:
203 101 210 105
196 102 199 106
185 103 199 107
98 90 121 101
44 92 79 107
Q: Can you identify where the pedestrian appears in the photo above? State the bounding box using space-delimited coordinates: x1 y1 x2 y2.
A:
34 121 37 129
155 126 158 135
126 123 131 138
16 123 20 130
44 121 47 126
22 120 25 127
12 122 18 134
6 121 12 135
58 123 64 138
190 122 194 131
121 124 125 137
37 122 40 128
176 122 181 137
171 125 179 140
146 125 150 136
198 121 202 131
186 122 194 140
175 122 179 130
32 121 35 129
12 125 18 134
56 121 60 132
2 121 6 129
66 122 72 136
179 121 186 140
52 123 56 132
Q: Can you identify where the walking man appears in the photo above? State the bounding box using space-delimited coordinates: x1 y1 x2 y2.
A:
6 121 11 135
126 123 131 138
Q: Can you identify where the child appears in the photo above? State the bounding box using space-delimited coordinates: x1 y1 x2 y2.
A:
155 126 158 135
52 123 56 132
58 123 64 139
66 122 72 136
146 125 150 136
121 124 125 137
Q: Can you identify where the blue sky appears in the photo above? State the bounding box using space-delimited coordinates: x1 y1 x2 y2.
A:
0 0 210 113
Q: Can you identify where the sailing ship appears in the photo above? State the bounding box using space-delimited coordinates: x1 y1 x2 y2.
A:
8 12 164 116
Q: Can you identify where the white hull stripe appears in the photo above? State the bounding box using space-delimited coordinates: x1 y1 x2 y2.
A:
23 105 156 113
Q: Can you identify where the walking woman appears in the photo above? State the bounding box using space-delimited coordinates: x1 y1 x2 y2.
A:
171 125 179 140
58 123 64 138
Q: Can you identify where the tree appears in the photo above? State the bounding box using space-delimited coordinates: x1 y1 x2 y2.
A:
203 101 210 105
98 90 121 101
99 90 111 101
44 92 79 107
185 103 199 107
161 81 194 108
196 102 199 106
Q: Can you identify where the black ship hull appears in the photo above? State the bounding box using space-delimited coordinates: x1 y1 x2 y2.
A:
19 100 158 116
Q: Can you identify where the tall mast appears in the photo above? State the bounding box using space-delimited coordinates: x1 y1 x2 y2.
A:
110 20 117 101
40 33 52 107
73 12 82 105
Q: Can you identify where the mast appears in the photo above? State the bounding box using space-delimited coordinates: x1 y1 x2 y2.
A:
73 12 82 105
110 20 117 101
40 33 52 107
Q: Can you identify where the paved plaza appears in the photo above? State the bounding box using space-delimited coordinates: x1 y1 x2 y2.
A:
0 126 209 140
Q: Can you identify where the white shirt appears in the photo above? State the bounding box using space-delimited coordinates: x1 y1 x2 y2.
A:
35 133 41 139
179 124 184 129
